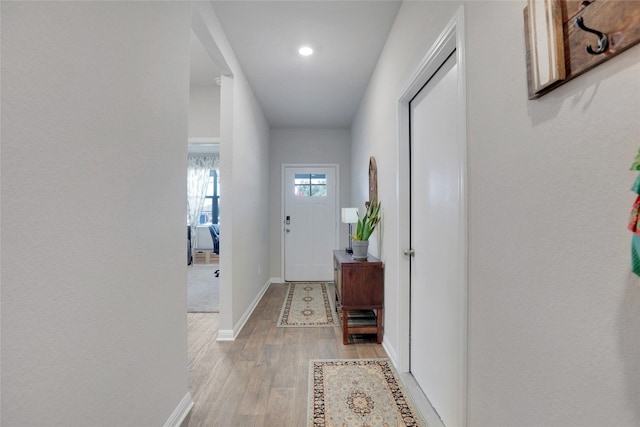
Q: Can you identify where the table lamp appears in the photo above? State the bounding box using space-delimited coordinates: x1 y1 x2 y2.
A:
341 207 359 254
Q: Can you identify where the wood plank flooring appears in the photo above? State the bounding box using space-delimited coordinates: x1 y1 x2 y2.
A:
183 282 387 427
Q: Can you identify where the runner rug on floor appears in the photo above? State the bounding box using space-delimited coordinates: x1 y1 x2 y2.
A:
277 282 338 327
308 359 426 427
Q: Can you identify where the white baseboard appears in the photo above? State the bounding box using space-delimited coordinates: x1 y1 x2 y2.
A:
216 279 272 341
383 340 444 427
382 338 400 370
216 329 235 341
399 373 445 427
163 392 194 427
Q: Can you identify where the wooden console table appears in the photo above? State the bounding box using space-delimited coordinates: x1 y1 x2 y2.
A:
333 250 383 345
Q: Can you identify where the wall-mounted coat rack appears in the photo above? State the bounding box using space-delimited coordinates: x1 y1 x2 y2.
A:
524 0 640 100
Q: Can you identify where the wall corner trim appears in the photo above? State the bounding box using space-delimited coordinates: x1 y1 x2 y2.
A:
163 392 194 427
216 279 272 341
216 329 235 341
382 339 400 371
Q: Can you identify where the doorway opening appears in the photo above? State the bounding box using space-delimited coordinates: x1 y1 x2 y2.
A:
186 22 224 313
187 141 220 313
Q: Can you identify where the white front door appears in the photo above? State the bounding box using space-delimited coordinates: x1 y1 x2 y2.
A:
283 166 338 281
410 51 466 427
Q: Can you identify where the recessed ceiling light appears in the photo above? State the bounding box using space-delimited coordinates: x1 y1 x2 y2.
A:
298 46 313 56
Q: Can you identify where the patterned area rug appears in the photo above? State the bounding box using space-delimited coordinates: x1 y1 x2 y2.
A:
277 282 338 327
308 359 425 427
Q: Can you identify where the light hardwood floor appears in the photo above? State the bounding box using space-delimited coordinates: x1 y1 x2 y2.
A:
183 282 387 427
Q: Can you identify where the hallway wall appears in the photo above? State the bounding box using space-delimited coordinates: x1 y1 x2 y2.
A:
352 1 640 426
1 2 192 425
191 2 271 335
189 85 221 139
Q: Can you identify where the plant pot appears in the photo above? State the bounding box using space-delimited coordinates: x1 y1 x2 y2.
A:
351 240 369 260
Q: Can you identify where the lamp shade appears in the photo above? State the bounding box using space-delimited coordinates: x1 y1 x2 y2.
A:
341 207 359 224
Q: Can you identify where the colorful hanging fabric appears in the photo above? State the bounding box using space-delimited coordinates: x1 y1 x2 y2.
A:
632 235 640 276
630 148 640 275
629 196 640 234
628 174 640 235
630 147 640 171
632 174 640 194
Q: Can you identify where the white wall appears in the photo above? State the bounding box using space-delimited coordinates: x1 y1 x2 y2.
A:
269 128 352 278
1 2 192 425
193 2 271 335
352 1 640 426
189 85 221 138
227 77 270 330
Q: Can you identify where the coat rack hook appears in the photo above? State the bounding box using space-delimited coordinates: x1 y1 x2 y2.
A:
575 16 609 55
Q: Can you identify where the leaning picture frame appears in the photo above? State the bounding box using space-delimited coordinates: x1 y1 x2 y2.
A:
524 0 566 99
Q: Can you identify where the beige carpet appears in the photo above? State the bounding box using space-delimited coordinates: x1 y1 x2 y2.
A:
277 282 338 327
187 265 219 313
308 359 426 427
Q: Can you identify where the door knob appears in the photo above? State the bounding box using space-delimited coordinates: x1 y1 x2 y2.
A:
403 248 415 256
285 228 291 233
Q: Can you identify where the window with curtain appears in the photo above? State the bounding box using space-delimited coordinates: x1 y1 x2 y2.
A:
187 154 218 229
200 169 220 224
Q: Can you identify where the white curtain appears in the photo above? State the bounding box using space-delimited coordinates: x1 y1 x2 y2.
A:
187 154 216 248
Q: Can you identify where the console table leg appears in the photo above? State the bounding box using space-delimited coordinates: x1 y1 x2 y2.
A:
342 309 349 345
376 308 383 344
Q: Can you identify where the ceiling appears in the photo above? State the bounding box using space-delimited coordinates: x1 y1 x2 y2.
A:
190 31 222 87
190 1 401 129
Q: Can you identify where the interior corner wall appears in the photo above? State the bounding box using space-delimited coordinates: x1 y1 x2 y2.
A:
228 75 270 329
352 1 640 426
194 1 271 333
1 2 192 426
268 128 352 278
189 85 221 139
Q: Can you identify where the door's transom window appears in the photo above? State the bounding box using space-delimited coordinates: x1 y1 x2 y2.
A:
294 173 327 197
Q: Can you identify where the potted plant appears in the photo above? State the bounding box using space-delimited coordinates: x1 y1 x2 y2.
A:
350 197 381 260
